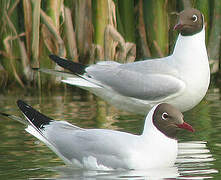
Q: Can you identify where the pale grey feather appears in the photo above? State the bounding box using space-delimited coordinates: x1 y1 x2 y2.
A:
86 58 185 100
43 122 138 169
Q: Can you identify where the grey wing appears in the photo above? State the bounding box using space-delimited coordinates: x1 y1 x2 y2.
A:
86 62 185 101
47 128 133 169
119 56 178 75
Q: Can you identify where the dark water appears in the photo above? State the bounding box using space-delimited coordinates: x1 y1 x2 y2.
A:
0 87 220 179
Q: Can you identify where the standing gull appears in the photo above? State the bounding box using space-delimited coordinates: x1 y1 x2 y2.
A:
39 8 210 114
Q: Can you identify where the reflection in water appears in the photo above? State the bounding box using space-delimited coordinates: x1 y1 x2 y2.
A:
50 166 179 180
38 141 216 180
177 141 218 179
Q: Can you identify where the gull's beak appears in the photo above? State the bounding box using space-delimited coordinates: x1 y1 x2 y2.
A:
174 22 184 30
176 122 195 132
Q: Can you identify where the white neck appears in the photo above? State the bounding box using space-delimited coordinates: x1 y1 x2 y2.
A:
140 105 178 169
142 104 175 142
142 104 158 136
173 26 206 57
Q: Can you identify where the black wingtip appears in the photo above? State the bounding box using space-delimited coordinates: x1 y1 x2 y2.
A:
17 100 52 130
49 54 58 61
17 100 25 109
49 54 87 75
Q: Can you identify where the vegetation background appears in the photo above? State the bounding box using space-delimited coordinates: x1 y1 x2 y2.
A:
0 0 220 89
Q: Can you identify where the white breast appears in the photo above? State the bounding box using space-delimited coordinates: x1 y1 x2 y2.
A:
167 27 210 111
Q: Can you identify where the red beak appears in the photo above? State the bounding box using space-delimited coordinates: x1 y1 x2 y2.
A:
176 122 195 132
174 23 184 30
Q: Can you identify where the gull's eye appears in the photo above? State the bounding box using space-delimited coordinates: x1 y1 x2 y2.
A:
162 112 169 120
191 14 198 22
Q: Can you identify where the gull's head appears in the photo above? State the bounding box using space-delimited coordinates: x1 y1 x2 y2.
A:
145 103 194 139
174 8 204 36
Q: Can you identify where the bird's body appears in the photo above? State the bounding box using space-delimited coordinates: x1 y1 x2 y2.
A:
39 8 210 114
35 123 177 170
4 100 193 170
49 25 209 114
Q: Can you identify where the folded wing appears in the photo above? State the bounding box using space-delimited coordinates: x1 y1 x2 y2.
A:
49 55 185 101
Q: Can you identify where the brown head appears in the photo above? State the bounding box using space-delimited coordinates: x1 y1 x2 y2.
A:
152 103 194 139
174 8 204 36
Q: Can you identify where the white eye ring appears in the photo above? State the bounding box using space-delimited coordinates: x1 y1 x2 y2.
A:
192 15 198 22
162 112 169 120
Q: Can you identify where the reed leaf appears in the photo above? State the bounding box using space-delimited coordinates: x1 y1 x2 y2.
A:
3 35 24 87
92 0 109 48
75 0 93 63
194 0 210 44
143 0 169 57
31 0 41 66
0 62 7 88
8 0 20 17
167 1 177 55
3 36 16 60
104 25 126 62
40 7 66 85
117 0 135 42
64 7 78 62
207 0 221 73
22 0 32 59
40 9 66 57
47 0 63 30
125 42 136 62
105 0 118 61
18 40 32 81
4 10 27 87
137 0 151 58
41 24 57 53
93 44 104 61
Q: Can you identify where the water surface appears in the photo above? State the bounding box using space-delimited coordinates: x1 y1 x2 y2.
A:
0 87 220 179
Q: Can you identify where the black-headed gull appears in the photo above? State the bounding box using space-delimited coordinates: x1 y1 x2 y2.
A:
38 8 210 114
4 100 194 170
